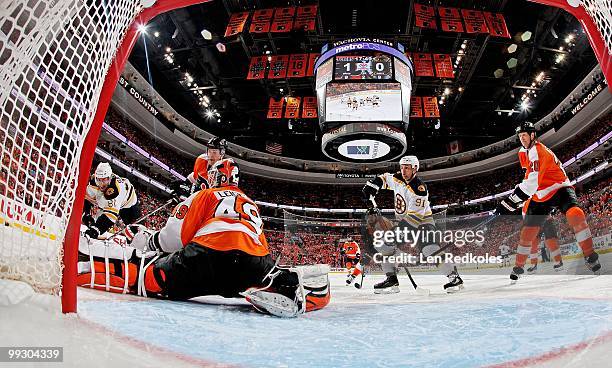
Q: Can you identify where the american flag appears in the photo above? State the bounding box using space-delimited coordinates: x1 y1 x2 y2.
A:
265 141 283 155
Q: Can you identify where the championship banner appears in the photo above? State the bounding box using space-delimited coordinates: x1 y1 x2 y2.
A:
294 5 317 31
224 12 249 38
302 96 318 118
246 56 268 79
268 55 289 79
414 4 437 30
284 97 301 118
423 96 440 118
267 97 284 119
307 53 320 76
250 8 274 34
484 12 510 38
461 9 489 34
271 7 295 33
410 96 423 118
413 53 434 77
287 54 308 78
438 7 464 33
434 54 454 78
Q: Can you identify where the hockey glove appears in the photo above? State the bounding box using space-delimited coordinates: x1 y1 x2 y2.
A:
146 231 164 253
362 177 382 202
82 213 95 227
169 179 191 202
496 186 529 215
84 226 100 240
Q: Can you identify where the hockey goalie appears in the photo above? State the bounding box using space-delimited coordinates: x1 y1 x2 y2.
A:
77 158 330 318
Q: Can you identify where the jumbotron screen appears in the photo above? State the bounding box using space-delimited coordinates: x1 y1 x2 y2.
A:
325 82 402 122
334 55 393 80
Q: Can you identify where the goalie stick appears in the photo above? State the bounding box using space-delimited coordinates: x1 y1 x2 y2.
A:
369 197 430 296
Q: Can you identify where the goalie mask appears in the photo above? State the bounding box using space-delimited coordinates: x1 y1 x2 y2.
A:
208 158 239 188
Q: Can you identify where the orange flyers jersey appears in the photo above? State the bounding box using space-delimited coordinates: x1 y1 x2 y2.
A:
341 241 360 259
517 141 570 202
193 154 210 188
157 187 269 256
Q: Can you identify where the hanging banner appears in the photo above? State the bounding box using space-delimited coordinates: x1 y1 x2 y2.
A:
461 9 489 34
250 8 274 33
271 7 295 32
439 7 464 33
224 12 250 37
287 54 308 78
246 56 268 79
294 5 317 31
484 12 510 38
423 96 440 118
268 55 289 79
413 53 434 77
267 97 284 119
307 53 320 76
434 54 454 78
302 96 318 118
414 4 437 30
284 97 301 118
410 96 423 118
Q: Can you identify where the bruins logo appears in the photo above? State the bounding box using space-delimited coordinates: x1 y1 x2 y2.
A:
105 187 115 196
395 194 406 214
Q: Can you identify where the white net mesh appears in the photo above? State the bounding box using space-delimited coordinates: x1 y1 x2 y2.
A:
0 0 143 295
582 0 612 55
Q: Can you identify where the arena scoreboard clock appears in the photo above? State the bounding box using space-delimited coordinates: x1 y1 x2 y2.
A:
314 38 414 163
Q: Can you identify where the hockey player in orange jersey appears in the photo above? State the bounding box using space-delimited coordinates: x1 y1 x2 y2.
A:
339 239 364 288
496 122 600 282
77 158 330 317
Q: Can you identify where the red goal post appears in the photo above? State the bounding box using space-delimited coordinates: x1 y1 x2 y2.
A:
529 0 611 87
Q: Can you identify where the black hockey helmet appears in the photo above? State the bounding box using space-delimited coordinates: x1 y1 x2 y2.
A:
515 121 536 136
206 137 227 152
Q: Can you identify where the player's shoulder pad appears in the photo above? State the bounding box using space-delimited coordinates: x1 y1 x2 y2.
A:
102 176 120 200
408 176 428 196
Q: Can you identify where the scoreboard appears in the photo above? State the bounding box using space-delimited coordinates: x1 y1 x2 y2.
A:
334 55 393 80
314 38 414 163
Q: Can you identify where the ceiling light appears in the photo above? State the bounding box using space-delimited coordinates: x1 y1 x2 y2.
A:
458 49 464 55
521 100 530 110
203 95 210 103
444 88 451 95
559 46 564 51
137 24 147 34
507 58 518 68
458 87 464 92
520 31 532 42
494 68 504 78
565 34 574 43
267 56 272 61
555 54 565 63
507 44 518 53
201 29 213 40
536 72 544 82
165 47 171 53
461 43 467 50
216 42 226 52
153 31 160 37
205 109 214 118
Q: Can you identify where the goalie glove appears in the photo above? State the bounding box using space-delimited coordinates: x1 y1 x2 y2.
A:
496 186 529 215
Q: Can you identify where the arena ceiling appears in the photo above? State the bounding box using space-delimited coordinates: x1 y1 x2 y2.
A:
127 0 597 161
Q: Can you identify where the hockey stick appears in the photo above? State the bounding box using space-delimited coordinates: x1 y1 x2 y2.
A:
369 197 430 296
103 198 175 241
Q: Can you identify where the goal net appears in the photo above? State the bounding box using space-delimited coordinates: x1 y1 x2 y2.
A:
0 0 609 312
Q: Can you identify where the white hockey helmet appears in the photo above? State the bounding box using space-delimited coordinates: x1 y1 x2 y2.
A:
94 162 113 186
399 155 419 171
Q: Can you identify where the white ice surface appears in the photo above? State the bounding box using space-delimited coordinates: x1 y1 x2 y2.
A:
1 255 612 368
